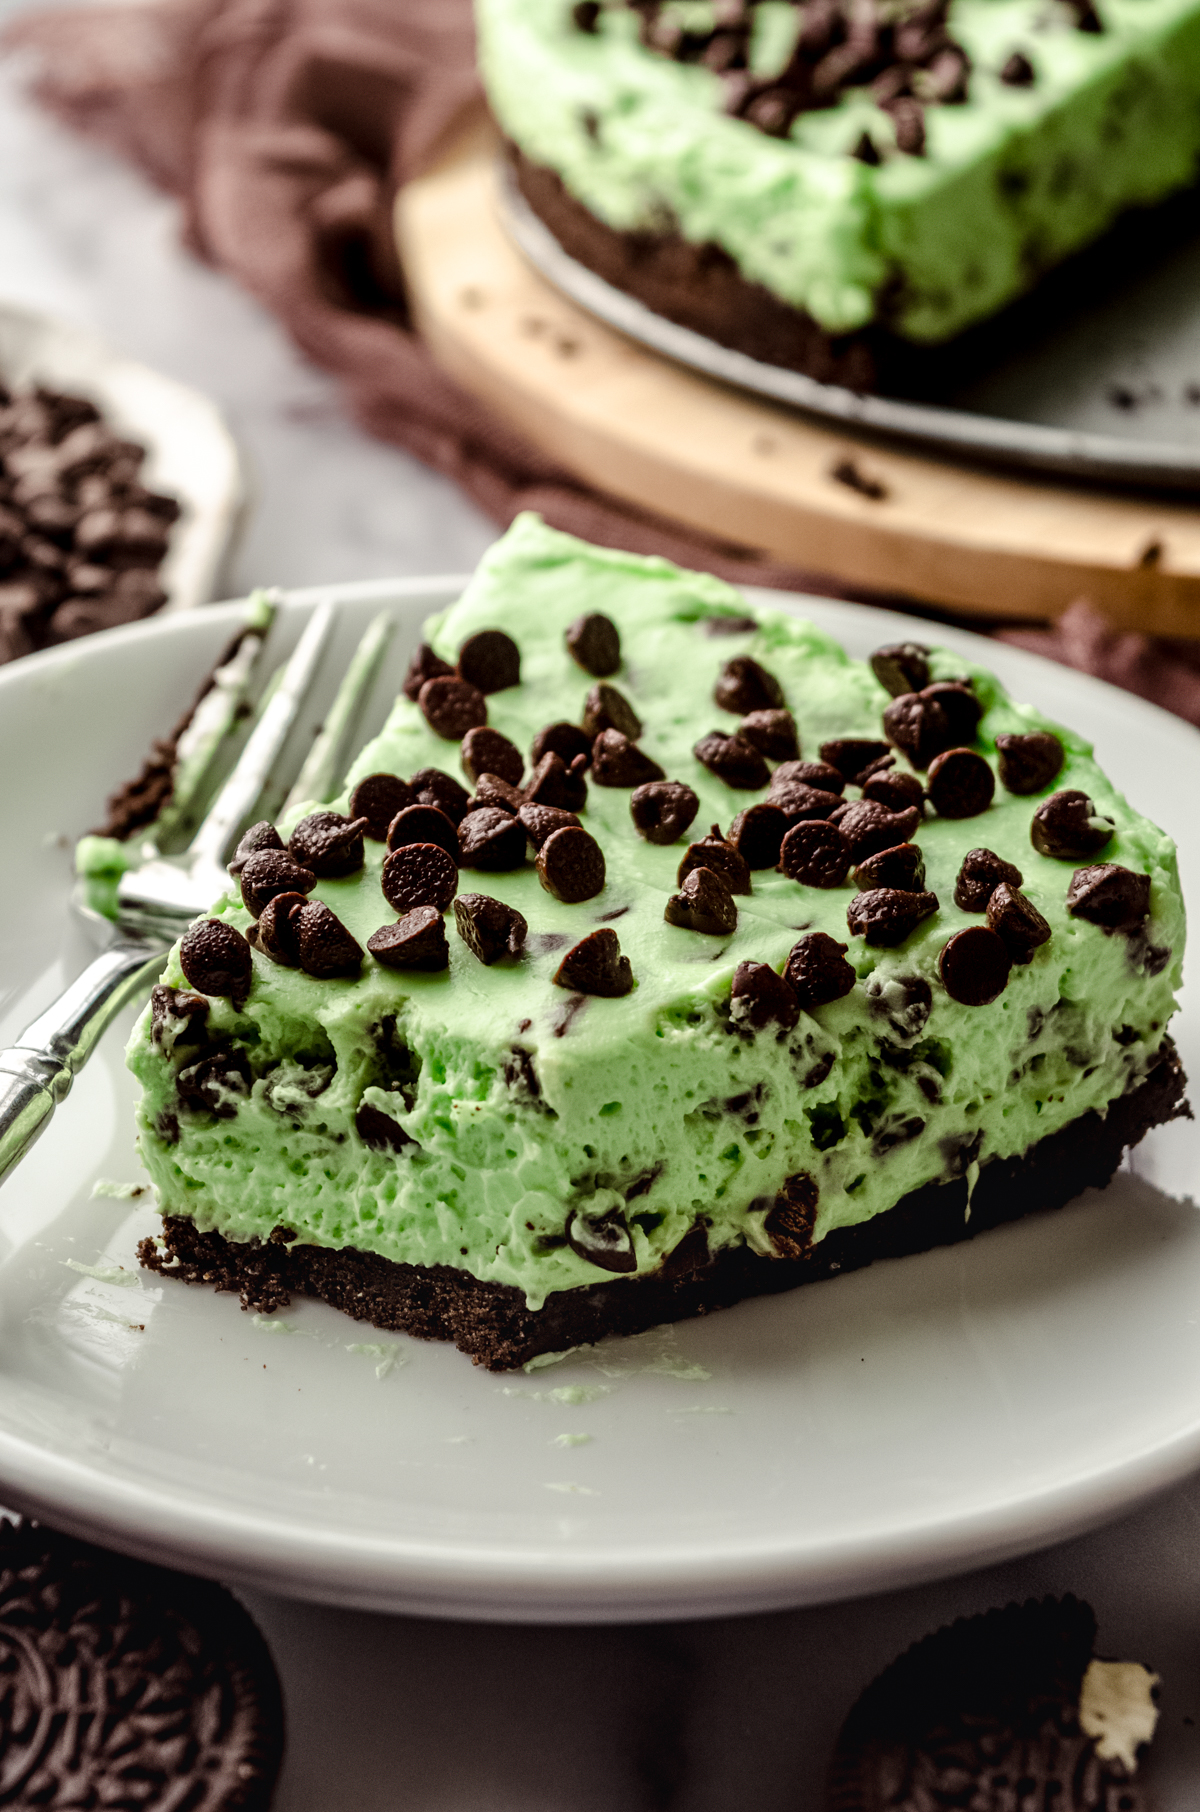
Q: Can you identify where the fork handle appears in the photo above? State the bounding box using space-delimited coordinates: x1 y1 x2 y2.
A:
0 940 167 1186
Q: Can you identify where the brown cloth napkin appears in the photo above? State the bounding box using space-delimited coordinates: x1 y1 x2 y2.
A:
8 0 1200 725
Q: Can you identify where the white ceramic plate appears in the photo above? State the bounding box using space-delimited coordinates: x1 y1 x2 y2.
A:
0 578 1197 1623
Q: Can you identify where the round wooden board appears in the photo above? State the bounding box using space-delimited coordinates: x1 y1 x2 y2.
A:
396 119 1200 634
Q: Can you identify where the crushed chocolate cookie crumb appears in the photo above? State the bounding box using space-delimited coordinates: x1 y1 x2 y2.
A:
763 1172 820 1259
566 1206 636 1272
702 614 758 636
355 1101 413 1152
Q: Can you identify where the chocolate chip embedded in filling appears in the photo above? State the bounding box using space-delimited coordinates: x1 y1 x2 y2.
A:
368 906 450 972
852 841 926 891
531 721 593 770
349 773 416 842
865 971 933 1039
939 924 1012 1003
402 641 453 701
554 926 634 996
453 892 528 963
294 901 363 979
518 802 582 849
772 759 845 796
1031 790 1115 860
763 1171 819 1260
832 799 921 861
418 674 488 740
703 614 759 636
728 801 787 869
678 826 752 894
987 882 1052 964
457 628 521 694
461 725 523 789
591 729 666 787
288 810 368 878
630 779 699 845
582 681 642 741
738 708 799 762
870 641 931 697
730 959 800 1033
713 655 784 715
1066 862 1152 930
458 806 527 872
664 865 738 935
693 729 770 790
227 819 284 877
177 1049 250 1118
411 766 470 825
252 891 307 965
926 747 995 819
996 729 1066 795
860 768 925 814
954 847 1024 912
783 931 858 1008
566 1205 637 1273
386 802 460 861
380 842 459 914
778 818 851 888
355 1101 414 1152
179 918 252 1007
536 824 607 903
238 849 316 918
566 611 621 677
525 750 589 812
149 984 208 1051
846 887 939 947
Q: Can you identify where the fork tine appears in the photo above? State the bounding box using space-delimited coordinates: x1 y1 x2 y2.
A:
281 609 394 816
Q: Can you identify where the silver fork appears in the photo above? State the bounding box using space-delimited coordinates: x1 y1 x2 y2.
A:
0 596 394 1184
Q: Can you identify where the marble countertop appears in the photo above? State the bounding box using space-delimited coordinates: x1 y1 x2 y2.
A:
3 20 1200 1810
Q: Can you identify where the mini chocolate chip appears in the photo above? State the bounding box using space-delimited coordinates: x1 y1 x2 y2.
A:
227 820 283 877
473 773 525 815
853 842 926 891
1031 790 1115 860
772 760 845 796
1001 48 1034 82
846 887 939 947
566 1206 637 1272
402 641 453 701
461 725 523 788
386 802 460 861
566 612 621 677
554 927 634 996
355 1102 413 1153
519 802 582 849
739 708 798 761
411 767 470 825
987 883 1052 963
368 906 450 971
678 827 752 895
525 750 589 812
583 682 642 741
882 693 952 769
703 614 758 635
714 656 784 715
453 892 528 963
150 985 209 1049
349 774 416 841
418 674 488 740
995 730 1065 795
630 780 699 845
954 847 1023 912
860 769 924 814
728 802 787 869
924 681 982 745
179 918 253 1006
784 931 856 1008
832 799 921 861
770 782 841 823
926 747 995 818
295 900 363 979
778 819 851 887
531 721 593 770
537 824 606 903
1066 862 1151 929
693 730 770 790
730 960 800 1033
870 642 931 697
288 810 368 878
380 842 459 913
239 849 317 918
939 926 1011 1003
252 891 307 965
591 729 666 787
457 628 520 693
819 738 891 785
664 865 737 935
458 806 527 871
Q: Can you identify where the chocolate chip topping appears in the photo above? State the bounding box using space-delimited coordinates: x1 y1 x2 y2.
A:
386 802 460 861
227 819 283 877
664 865 738 935
472 773 525 814
566 611 621 677
987 882 1052 964
458 806 527 871
738 708 799 761
939 925 1012 1003
524 750 589 813
252 891 307 965
847 887 939 947
926 746 995 818
778 819 851 887
411 766 470 825
402 640 453 701
730 960 800 1033
819 738 891 785
728 801 787 869
853 841 925 891
461 725 523 788
554 927 634 996
995 729 1065 795
453 892 528 963
630 779 699 845
179 918 252 1006
531 721 593 770
583 682 642 741
882 693 952 769
954 847 1023 912
457 628 520 694
294 900 363 979
288 810 368 878
418 674 488 740
860 768 925 813
566 1206 637 1272
349 773 416 842
770 782 842 823
678 826 751 895
238 849 317 919
772 759 845 796
714 655 784 715
832 799 921 860
1031 790 1115 860
784 931 856 1008
1066 862 1151 929
591 729 666 787
380 842 459 913
693 729 771 790
536 824 607 903
518 802 582 849
925 680 982 744
870 641 931 697
368 906 450 971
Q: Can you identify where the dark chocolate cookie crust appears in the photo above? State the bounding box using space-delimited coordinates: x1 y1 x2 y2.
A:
139 1040 1188 1371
